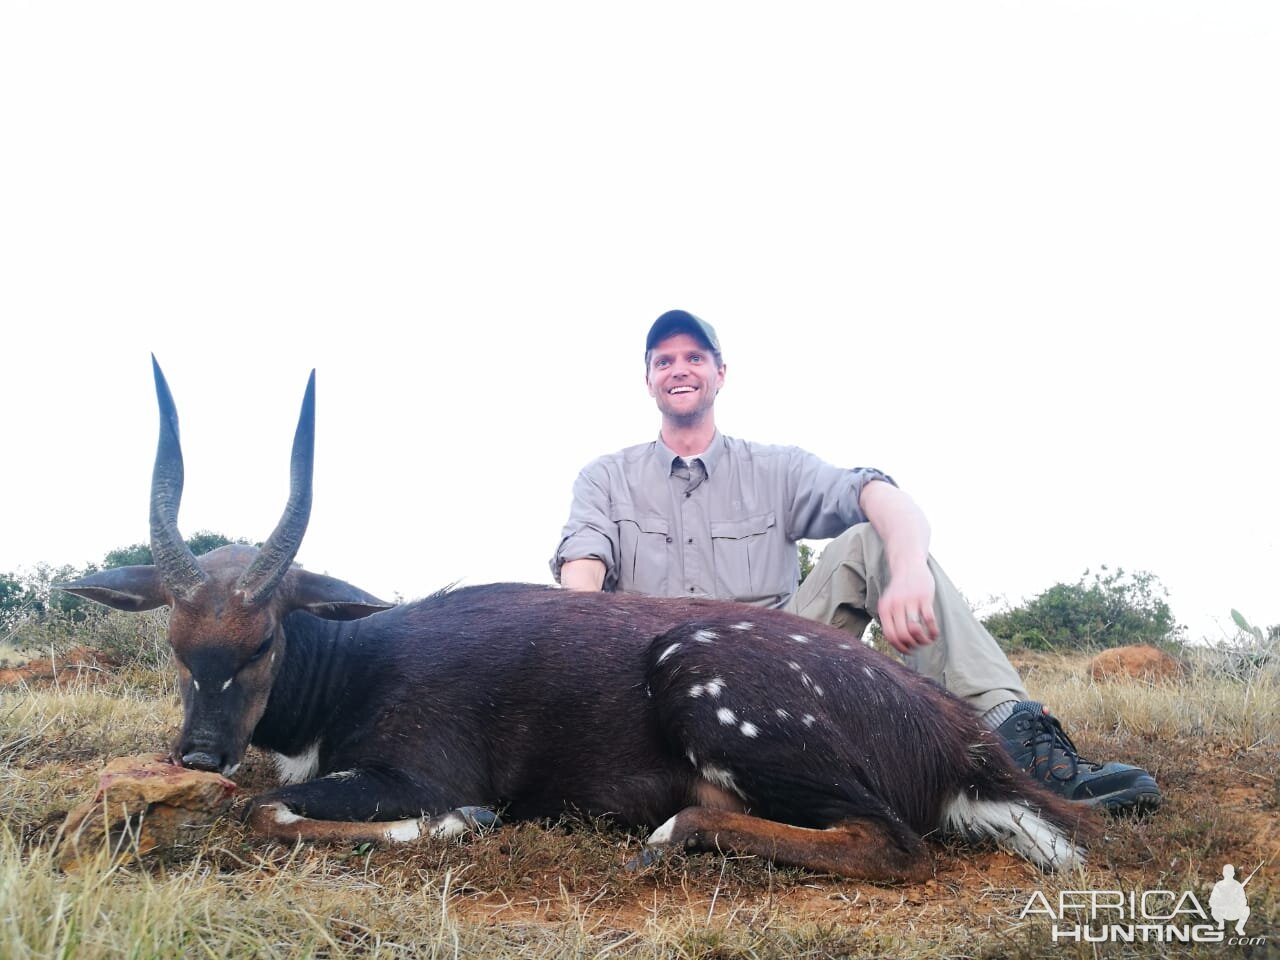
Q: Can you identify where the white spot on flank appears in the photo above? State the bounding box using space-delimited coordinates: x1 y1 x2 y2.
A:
730 621 753 631
324 769 357 781
704 677 725 698
802 714 816 727
270 651 276 665
863 666 874 678
788 661 802 671
272 743 320 784
839 644 853 650
740 721 759 738
775 708 791 720
192 679 200 692
942 793 1083 871
686 750 698 766
799 673 825 696
385 819 423 842
657 642 681 664
220 678 233 692
716 707 737 725
789 634 811 644
689 684 705 698
693 629 718 642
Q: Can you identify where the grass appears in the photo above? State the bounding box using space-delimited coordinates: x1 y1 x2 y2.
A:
1 614 1277 958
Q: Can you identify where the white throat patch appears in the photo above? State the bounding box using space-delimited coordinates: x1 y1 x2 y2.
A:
272 743 321 784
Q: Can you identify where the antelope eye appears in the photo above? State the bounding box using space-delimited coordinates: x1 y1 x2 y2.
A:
249 633 274 662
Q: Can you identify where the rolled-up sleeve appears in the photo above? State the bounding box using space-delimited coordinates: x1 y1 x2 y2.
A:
784 448 896 541
550 462 620 589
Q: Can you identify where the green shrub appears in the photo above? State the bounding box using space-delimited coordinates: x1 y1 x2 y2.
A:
0 563 97 634
1 531 244 653
101 530 250 569
797 542 818 583
982 566 1183 652
0 572 32 630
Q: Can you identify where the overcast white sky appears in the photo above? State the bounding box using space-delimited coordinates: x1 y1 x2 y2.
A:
1 2 1275 642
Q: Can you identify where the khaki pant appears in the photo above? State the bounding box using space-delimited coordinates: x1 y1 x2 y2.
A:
784 523 1027 715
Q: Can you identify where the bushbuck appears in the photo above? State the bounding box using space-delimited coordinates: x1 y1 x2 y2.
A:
62 359 1092 881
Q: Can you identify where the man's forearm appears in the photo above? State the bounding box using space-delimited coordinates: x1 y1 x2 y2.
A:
560 558 606 591
859 480 931 572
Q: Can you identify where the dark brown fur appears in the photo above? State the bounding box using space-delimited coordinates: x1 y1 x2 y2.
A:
239 583 1093 877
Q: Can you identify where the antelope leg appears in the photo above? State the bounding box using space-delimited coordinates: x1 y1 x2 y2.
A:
642 807 931 882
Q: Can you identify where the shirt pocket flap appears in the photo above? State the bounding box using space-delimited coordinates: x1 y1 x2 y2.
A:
710 512 776 540
610 511 671 537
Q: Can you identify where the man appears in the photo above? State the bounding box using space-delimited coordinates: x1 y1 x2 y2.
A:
551 309 1161 812
1209 864 1251 936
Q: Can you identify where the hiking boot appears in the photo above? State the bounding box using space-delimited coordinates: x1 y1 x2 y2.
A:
995 701 1162 813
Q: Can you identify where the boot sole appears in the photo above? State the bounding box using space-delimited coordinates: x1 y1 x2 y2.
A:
1088 786 1162 815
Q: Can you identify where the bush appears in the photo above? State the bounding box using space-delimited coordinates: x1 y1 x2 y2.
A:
983 566 1184 652
0 572 31 630
798 542 818 583
6 604 172 674
0 563 98 635
1198 609 1280 681
1 531 246 650
102 531 250 568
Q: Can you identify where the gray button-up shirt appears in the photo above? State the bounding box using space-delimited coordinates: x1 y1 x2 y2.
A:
551 433 895 608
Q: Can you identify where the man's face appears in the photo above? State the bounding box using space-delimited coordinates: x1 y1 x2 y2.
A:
645 332 725 423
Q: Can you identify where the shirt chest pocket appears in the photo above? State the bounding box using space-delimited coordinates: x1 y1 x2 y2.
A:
709 511 777 604
611 510 672 596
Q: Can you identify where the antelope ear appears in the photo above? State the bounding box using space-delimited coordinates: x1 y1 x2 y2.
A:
291 570 394 621
59 566 169 612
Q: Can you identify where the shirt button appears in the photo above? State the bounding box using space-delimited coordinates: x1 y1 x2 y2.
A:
665 536 673 543
687 538 694 544
684 492 691 498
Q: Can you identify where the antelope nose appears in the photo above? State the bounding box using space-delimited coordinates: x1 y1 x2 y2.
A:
181 750 223 772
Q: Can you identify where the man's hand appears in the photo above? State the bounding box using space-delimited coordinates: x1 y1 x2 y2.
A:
875 560 939 653
560 558 606 591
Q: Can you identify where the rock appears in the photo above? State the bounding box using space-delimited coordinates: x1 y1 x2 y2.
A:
56 753 237 871
1088 644 1184 683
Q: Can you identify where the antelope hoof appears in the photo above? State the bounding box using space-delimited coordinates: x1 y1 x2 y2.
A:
625 814 682 871
455 806 500 833
624 846 664 872
423 806 500 840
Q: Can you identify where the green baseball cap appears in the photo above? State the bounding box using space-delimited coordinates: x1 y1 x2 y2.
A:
645 309 722 358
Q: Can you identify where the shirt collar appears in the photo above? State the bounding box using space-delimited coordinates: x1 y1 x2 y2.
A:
654 431 723 476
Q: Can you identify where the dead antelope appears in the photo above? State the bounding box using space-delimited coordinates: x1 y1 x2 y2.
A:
62 359 1093 881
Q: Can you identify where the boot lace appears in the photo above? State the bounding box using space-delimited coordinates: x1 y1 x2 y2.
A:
1024 711 1103 782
